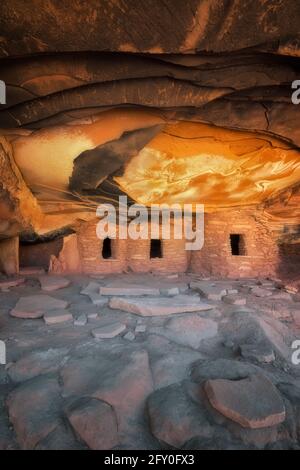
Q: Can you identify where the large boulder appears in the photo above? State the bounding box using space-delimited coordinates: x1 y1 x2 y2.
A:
61 348 153 442
66 397 118 450
147 382 214 448
109 295 214 316
7 377 61 449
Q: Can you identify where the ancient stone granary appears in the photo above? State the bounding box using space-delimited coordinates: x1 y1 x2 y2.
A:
0 0 300 285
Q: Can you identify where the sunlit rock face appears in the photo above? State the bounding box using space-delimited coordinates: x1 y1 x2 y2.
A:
116 122 300 209
9 109 164 195
0 136 42 238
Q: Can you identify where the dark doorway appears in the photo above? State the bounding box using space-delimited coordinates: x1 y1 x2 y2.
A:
150 239 162 258
230 234 246 256
19 238 63 269
102 237 112 259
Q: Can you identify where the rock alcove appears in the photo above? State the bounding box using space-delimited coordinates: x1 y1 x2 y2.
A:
0 0 300 451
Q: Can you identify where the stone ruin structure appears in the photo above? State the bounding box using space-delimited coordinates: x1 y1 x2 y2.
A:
0 0 300 452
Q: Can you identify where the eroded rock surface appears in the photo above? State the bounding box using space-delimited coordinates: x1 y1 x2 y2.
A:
7 377 61 450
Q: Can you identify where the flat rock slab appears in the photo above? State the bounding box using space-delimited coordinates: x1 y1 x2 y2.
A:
44 309 73 325
10 295 69 319
80 282 108 306
240 343 275 363
19 267 45 276
205 374 286 429
0 277 25 289
100 283 160 296
251 287 273 297
92 322 126 339
109 295 214 317
190 281 227 301
223 294 246 306
39 275 71 292
7 376 61 449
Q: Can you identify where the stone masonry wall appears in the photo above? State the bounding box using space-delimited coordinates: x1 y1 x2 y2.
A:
77 219 189 274
190 209 279 278
71 210 280 278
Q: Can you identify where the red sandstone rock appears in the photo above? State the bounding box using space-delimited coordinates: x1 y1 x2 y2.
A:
147 382 213 448
38 275 71 292
109 295 214 316
44 309 73 325
205 375 286 429
91 322 126 339
92 349 154 443
100 283 160 296
164 314 218 349
7 377 61 449
67 398 118 450
223 294 246 306
10 295 69 319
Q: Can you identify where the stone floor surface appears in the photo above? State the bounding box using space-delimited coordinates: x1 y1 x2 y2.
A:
0 272 300 450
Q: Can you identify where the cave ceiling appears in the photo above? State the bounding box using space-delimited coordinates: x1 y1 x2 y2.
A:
0 0 300 238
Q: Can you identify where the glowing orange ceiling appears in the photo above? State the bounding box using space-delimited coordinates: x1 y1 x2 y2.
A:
116 122 300 209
